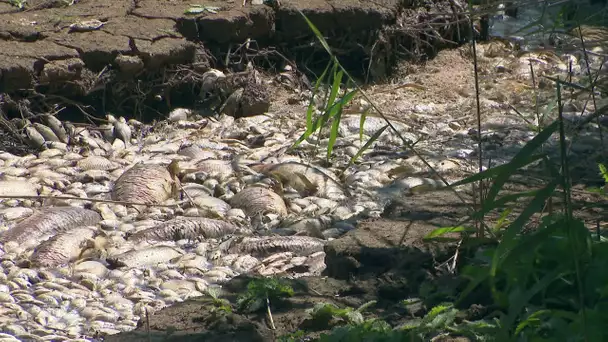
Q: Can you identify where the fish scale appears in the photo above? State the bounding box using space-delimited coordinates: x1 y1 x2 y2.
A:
229 186 288 217
30 227 96 267
111 163 174 205
0 207 101 245
129 217 238 243
227 236 325 257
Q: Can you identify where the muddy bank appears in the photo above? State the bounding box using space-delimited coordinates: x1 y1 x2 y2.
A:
0 0 469 122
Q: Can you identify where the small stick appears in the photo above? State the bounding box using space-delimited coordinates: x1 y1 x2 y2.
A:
168 159 196 207
266 297 276 330
449 239 462 274
178 181 196 207
145 306 151 342
0 195 187 208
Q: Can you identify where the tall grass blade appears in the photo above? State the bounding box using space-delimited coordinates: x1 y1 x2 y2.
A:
469 189 541 223
499 269 563 340
490 178 560 286
484 120 559 206
543 75 590 92
424 226 473 240
292 62 331 149
450 154 546 188
500 216 560 277
346 125 389 166
325 89 357 160
307 62 331 133
325 67 343 114
359 107 369 143
298 9 333 56
327 108 342 160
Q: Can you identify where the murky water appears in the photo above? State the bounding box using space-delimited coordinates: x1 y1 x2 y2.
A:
489 0 608 48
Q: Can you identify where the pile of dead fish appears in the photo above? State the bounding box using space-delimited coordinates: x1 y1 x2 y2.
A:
0 101 465 341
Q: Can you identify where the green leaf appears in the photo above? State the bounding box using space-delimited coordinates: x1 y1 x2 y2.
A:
292 61 331 149
324 89 357 160
424 226 472 240
184 5 220 14
500 215 562 276
449 153 546 188
359 107 369 142
468 189 540 223
599 163 608 183
490 178 560 287
515 309 551 335
493 208 513 232
327 105 342 160
500 269 563 339
456 264 490 308
326 67 343 114
484 120 559 206
298 9 333 57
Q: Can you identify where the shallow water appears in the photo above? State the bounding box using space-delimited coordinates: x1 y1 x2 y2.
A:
489 0 608 48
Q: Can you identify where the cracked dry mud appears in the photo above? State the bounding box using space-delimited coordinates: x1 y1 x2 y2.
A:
0 0 464 96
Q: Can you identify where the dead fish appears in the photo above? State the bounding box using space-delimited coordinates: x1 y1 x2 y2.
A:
230 186 287 217
0 180 38 197
220 88 243 117
192 196 231 217
69 19 105 32
226 236 325 257
250 162 346 200
24 126 46 149
0 206 101 245
201 69 226 95
33 123 61 142
193 159 234 181
30 227 96 267
180 183 213 198
111 163 175 204
339 115 408 137
76 155 117 171
128 217 237 243
168 108 191 122
42 115 68 143
112 118 131 144
99 124 114 142
107 246 184 268
267 170 318 197
178 145 217 160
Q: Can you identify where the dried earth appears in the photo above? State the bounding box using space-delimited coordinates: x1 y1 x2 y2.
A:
0 0 467 121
